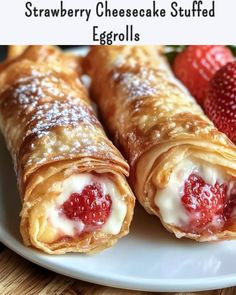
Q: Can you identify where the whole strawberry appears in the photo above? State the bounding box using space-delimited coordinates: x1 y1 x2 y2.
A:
204 61 236 144
173 46 234 105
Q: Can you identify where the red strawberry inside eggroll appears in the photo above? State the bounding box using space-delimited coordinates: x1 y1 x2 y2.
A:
32 172 129 245
84 45 236 241
0 45 135 254
153 158 236 238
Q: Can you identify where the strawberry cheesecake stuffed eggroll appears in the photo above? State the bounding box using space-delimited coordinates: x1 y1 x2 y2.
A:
84 45 236 241
0 45 135 254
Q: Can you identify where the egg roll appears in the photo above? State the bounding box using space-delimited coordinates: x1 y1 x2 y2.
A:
84 45 236 241
0 45 135 254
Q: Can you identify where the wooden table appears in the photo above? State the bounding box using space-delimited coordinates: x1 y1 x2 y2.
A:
0 45 235 295
0 46 235 295
0 243 235 295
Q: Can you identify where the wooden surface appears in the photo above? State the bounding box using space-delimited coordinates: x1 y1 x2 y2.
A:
0 45 235 294
0 243 235 295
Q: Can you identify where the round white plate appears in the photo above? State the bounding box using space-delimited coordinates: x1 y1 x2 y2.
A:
1 47 236 292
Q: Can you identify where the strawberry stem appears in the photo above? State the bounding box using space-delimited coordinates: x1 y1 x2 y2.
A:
228 45 236 57
164 45 186 65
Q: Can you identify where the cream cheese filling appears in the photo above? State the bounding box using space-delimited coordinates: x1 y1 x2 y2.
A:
47 173 127 237
155 158 228 228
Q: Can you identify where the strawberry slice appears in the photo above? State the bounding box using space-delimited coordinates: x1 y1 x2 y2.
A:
181 174 227 233
62 183 112 231
204 61 236 144
173 46 234 106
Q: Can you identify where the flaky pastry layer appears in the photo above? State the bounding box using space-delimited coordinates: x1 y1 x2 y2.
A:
0 46 135 254
84 45 236 241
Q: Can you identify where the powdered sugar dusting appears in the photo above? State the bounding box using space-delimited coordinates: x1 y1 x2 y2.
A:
28 100 96 138
7 72 99 141
12 74 78 107
113 66 158 99
0 65 121 171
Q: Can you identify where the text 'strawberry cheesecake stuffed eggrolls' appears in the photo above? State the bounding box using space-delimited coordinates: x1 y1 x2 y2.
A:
84 45 236 241
0 45 135 254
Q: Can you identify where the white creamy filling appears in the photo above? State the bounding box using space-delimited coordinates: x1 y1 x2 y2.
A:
155 158 228 227
48 173 127 237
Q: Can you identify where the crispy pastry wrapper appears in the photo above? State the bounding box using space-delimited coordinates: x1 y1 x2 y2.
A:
84 45 236 241
0 46 135 254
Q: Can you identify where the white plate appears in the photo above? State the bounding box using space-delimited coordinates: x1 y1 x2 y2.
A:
1 47 236 292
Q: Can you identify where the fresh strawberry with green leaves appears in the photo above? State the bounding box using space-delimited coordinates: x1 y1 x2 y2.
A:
204 61 236 144
172 45 234 106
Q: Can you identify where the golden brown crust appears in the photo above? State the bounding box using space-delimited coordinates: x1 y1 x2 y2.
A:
84 45 236 241
7 45 29 60
0 45 135 254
